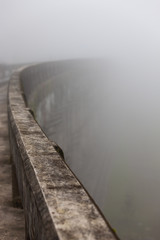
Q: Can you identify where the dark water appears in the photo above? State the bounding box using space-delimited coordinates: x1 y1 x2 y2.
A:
27 60 160 240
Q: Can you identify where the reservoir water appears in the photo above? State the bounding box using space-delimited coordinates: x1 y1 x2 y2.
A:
25 59 160 240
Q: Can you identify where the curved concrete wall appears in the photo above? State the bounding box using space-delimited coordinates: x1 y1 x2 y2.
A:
8 62 119 240
21 60 111 211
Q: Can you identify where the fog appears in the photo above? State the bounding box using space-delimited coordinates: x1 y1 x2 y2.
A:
1 1 160 240
1 0 160 63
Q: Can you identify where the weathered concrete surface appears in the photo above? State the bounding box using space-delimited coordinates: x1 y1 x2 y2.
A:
0 80 25 239
8 65 120 240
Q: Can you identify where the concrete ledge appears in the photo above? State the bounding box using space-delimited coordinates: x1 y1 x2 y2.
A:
8 64 119 240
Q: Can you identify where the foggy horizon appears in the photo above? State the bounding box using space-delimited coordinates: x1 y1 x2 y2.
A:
0 0 160 64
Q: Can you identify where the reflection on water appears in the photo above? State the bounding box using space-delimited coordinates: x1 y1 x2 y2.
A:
33 60 160 240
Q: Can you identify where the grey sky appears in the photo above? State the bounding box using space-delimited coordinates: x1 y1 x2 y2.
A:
0 0 160 63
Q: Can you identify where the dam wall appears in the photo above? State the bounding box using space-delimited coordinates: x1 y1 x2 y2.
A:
8 62 118 240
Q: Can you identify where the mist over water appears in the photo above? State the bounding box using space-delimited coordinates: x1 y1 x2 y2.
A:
1 0 160 239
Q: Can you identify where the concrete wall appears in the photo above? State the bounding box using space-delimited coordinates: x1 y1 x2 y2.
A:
21 60 112 211
8 62 119 240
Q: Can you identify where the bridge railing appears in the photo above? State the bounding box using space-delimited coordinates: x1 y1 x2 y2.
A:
8 62 119 240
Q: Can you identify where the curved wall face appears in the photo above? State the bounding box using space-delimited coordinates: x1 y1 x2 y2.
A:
21 60 110 207
22 60 109 199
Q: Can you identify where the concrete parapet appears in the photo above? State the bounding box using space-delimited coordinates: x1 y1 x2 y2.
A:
8 63 119 240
